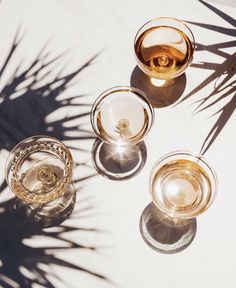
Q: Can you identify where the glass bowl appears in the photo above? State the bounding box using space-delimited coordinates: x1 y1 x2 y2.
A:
5 135 73 204
134 17 195 80
150 151 217 219
91 86 154 146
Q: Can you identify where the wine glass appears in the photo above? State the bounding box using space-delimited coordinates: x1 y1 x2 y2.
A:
5 135 75 226
91 86 154 146
134 17 195 87
150 151 217 220
140 151 217 252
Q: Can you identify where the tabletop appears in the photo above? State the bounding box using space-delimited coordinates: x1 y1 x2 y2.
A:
0 0 235 288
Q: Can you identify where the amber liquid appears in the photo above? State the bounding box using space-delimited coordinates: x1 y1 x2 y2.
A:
10 141 73 204
135 26 194 79
151 159 212 217
97 109 149 145
95 91 150 145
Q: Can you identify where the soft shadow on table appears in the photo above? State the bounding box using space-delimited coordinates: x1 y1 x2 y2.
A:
0 33 97 152
0 30 109 287
130 66 186 108
140 203 197 254
0 194 107 288
179 0 236 154
91 138 147 181
207 0 236 8
191 0 236 37
13 184 77 228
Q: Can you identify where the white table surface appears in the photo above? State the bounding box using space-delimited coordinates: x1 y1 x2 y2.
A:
0 0 235 287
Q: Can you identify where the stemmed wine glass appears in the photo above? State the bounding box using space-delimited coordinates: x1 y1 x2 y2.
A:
90 86 154 180
91 86 154 146
150 151 217 219
140 151 217 253
5 135 76 226
134 17 195 87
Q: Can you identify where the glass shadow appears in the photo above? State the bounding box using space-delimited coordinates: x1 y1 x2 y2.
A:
139 202 197 254
13 184 76 228
130 66 186 108
92 138 147 181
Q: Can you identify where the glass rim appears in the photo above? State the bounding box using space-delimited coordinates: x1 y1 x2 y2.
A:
90 85 155 145
5 134 73 196
134 16 196 51
6 134 71 154
149 150 218 219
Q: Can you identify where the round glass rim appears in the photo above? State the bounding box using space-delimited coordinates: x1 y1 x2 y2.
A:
90 85 155 145
134 16 196 52
149 150 218 219
5 134 73 193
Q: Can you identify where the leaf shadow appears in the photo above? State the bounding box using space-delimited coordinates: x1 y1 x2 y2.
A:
0 28 110 287
179 0 236 155
0 193 109 288
0 30 99 150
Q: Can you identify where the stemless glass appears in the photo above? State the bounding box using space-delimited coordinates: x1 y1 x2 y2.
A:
150 151 217 220
5 135 75 224
91 86 154 146
134 17 195 84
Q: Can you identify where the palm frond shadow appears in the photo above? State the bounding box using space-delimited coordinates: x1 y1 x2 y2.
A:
179 0 236 155
0 30 109 287
0 30 98 150
0 195 108 288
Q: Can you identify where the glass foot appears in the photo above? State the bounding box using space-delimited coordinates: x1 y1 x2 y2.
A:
14 183 76 227
92 139 147 181
130 66 186 108
150 77 176 88
139 203 197 254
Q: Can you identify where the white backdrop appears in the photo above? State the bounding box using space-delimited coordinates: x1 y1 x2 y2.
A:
0 1 235 287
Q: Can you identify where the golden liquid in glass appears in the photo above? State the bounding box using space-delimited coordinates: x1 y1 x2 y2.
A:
10 140 73 203
151 159 212 217
97 108 149 145
95 91 150 145
135 26 194 79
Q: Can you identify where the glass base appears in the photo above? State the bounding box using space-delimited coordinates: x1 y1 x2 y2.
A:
139 203 197 254
130 66 186 108
92 139 147 181
150 77 176 88
14 183 76 227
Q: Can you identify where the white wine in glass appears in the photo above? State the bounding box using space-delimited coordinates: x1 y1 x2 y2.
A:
150 151 217 220
91 86 154 146
134 17 195 83
5 135 75 224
